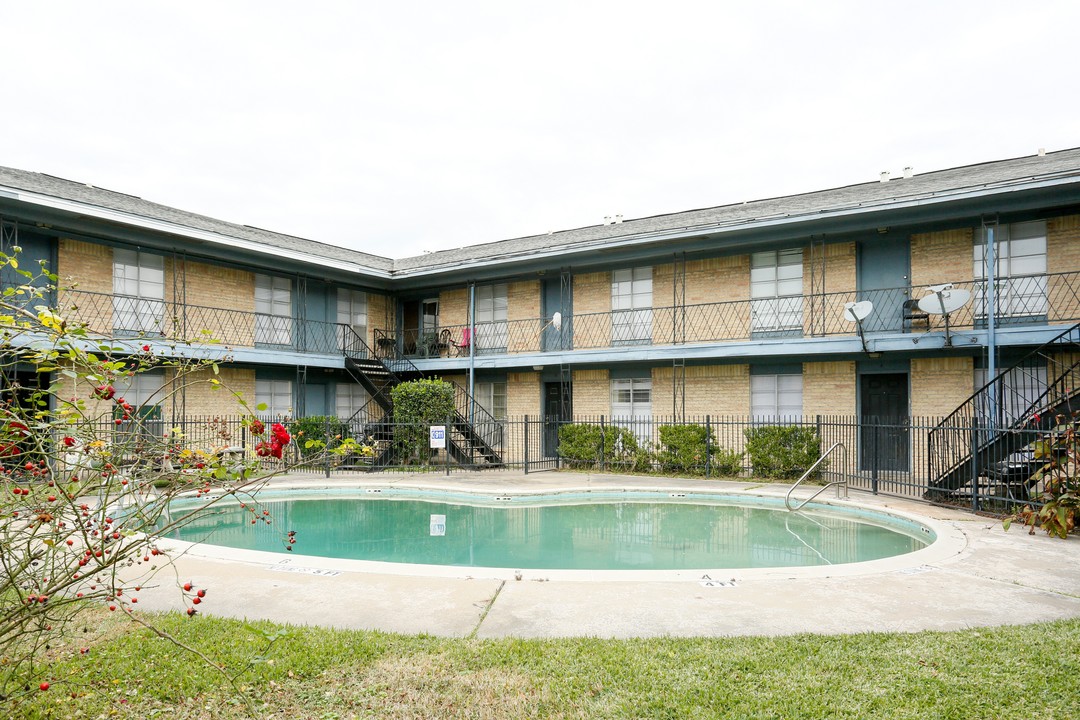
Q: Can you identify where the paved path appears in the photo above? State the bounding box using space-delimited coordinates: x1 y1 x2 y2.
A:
130 471 1080 638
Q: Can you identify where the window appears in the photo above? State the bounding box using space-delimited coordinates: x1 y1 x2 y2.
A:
751 373 802 421
255 274 292 345
611 377 652 441
611 267 652 345
474 284 508 354
113 249 164 335
337 288 367 349
750 249 803 334
472 380 507 447
255 379 293 418
335 383 370 422
473 381 508 419
974 221 1047 319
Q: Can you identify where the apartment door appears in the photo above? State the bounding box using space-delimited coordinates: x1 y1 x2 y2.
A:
543 382 571 457
857 237 911 333
859 373 909 472
541 278 570 351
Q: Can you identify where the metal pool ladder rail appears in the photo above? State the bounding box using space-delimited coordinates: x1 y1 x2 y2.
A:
785 442 848 512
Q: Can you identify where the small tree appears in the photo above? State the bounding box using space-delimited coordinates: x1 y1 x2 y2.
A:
0 248 330 706
390 378 456 464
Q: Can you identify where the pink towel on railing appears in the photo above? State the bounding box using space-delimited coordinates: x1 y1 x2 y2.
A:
461 327 471 346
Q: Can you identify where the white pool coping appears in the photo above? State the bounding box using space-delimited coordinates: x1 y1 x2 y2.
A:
156 481 969 583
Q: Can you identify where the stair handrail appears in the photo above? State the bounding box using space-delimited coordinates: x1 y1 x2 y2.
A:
785 442 848 512
928 321 1080 482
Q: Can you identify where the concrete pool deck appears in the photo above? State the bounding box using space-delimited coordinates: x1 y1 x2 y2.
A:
131 470 1080 638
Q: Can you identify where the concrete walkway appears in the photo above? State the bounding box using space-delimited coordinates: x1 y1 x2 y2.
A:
130 471 1080 638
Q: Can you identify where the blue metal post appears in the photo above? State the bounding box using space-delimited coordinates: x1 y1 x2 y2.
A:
986 223 998 429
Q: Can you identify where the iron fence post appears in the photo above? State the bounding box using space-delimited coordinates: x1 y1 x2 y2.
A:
446 414 452 476
523 415 529 475
324 416 332 478
600 415 606 473
705 414 711 478
871 418 879 495
971 417 981 513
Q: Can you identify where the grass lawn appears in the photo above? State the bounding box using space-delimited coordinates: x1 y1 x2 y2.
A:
14 612 1080 719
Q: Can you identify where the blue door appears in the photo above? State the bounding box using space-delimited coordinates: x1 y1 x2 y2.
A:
857 236 911 333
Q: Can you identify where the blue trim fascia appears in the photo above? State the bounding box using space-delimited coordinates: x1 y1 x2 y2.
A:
410 324 1066 370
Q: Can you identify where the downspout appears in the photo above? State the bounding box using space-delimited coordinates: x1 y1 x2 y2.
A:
985 220 998 429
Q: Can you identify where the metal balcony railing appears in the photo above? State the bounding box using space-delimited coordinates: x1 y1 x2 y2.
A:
377 272 1080 359
58 289 349 355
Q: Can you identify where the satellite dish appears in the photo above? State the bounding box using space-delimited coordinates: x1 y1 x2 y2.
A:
917 287 971 315
840 300 874 353
551 312 562 331
842 301 874 322
917 284 971 347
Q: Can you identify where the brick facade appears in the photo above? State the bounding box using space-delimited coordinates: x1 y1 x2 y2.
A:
571 368 609 416
803 361 857 417
1048 214 1080 322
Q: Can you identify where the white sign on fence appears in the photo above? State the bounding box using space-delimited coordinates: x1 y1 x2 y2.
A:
430 514 446 536
429 425 446 449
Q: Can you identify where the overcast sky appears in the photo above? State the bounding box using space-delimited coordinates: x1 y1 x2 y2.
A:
2 1 1077 260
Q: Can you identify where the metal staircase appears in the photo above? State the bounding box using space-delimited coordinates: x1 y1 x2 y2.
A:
338 328 503 470
926 322 1080 499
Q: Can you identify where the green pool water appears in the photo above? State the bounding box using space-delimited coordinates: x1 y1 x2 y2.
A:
162 490 932 571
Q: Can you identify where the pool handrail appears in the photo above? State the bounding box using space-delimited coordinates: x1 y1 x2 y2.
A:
784 442 848 512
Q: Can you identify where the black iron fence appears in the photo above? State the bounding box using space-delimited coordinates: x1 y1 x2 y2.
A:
63 412 1056 516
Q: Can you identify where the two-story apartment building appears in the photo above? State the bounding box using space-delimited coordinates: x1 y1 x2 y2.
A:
2 148 1080 477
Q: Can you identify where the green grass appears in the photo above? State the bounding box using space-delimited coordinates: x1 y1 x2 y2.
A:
15 613 1080 719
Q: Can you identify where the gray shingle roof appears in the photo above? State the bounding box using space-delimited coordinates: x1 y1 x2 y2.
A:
3 147 1080 278
392 147 1080 273
0 166 394 273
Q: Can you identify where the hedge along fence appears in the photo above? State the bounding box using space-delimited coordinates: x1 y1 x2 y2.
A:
555 420 800 479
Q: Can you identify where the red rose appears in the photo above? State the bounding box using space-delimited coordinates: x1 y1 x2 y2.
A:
63 436 76 448
93 385 115 401
271 423 291 445
250 419 265 436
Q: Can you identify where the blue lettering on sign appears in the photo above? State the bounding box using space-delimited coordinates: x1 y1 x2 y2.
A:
431 429 445 439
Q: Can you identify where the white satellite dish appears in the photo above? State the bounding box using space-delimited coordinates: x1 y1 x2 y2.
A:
843 300 874 322
840 300 874 352
917 286 971 315
550 311 562 331
916 284 971 346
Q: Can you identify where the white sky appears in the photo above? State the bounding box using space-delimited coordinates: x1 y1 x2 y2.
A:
2 1 1077 260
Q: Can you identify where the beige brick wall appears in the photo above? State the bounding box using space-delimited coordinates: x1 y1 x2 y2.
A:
803 361 856 417
911 228 973 288
508 280 540 353
652 364 751 418
176 259 255 345
571 368 609 416
57 239 115 333
684 256 750 342
507 372 541 417
1048 215 1080 323
439 287 468 331
367 292 392 348
573 271 611 350
910 357 972 418
803 242 856 336
182 367 257 417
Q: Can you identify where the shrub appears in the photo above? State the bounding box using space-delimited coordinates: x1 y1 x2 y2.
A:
289 416 350 457
391 378 456 464
656 424 745 477
558 423 648 471
657 424 711 475
744 425 823 480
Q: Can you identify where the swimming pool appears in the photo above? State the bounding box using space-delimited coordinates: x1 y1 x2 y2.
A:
162 488 934 571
